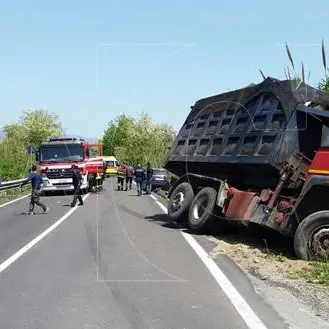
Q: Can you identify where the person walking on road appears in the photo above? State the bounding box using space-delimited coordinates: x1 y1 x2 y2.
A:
145 162 153 194
134 164 145 196
125 163 134 191
117 164 126 191
20 164 49 215
71 165 84 207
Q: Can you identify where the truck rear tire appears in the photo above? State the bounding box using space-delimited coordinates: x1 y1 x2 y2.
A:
294 210 329 261
167 182 194 223
188 187 217 231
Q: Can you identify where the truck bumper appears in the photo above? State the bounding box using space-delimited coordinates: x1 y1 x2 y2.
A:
42 185 75 192
42 178 88 192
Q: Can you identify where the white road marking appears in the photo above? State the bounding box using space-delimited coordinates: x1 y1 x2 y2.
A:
0 193 90 274
150 194 168 213
0 194 29 209
150 194 268 329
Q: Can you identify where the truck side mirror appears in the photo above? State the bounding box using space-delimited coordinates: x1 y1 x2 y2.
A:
86 148 90 157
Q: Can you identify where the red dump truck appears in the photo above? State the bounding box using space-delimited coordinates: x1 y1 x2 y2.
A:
164 77 329 261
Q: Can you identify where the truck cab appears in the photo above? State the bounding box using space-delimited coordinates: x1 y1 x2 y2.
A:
37 137 104 192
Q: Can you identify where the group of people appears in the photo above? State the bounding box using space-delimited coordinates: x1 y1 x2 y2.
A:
20 161 154 215
20 164 84 215
116 162 153 196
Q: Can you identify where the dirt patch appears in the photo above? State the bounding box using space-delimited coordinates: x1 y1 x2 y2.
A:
208 230 329 320
208 231 308 280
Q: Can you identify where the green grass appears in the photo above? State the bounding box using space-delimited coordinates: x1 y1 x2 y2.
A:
0 187 30 205
298 262 329 286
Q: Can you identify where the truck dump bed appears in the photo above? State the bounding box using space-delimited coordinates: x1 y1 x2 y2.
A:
164 77 329 189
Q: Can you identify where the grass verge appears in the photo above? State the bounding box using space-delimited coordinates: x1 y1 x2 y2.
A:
298 262 329 286
0 187 30 205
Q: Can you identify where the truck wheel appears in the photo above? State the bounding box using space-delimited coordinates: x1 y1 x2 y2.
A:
167 182 194 223
188 187 216 231
294 210 329 261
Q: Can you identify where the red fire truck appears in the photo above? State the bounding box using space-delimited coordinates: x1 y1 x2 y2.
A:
36 137 105 193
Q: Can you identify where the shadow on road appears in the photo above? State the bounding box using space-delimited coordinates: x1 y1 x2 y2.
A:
151 189 296 259
144 214 185 229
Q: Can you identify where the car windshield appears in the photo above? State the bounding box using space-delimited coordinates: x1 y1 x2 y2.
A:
153 169 167 175
106 161 116 166
40 144 84 163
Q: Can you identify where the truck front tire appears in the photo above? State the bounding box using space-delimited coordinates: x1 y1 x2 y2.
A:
188 187 217 231
294 210 329 261
167 182 194 223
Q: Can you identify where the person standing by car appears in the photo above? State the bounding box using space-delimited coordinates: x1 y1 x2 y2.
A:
71 164 84 207
145 162 153 194
125 163 134 191
20 164 49 215
134 164 145 196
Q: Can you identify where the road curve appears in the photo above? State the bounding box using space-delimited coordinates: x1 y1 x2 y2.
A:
0 178 287 329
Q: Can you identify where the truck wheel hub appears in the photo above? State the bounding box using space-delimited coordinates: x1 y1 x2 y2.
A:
312 227 329 257
171 192 184 211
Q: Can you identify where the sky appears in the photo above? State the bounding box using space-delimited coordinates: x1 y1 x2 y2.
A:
0 0 328 139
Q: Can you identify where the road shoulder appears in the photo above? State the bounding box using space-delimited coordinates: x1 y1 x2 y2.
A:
151 192 329 329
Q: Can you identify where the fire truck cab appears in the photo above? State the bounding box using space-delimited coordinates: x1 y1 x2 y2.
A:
36 137 104 193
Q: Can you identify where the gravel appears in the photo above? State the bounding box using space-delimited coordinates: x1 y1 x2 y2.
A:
208 234 329 325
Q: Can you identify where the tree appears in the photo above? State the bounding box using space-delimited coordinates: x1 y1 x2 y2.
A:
3 109 63 149
102 114 134 156
102 112 175 168
0 109 64 180
102 114 134 155
0 137 30 180
20 109 63 147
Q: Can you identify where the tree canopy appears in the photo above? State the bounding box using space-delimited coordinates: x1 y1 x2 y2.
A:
102 112 175 168
0 109 64 180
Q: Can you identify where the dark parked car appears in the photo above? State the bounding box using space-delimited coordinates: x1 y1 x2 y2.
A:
151 168 170 191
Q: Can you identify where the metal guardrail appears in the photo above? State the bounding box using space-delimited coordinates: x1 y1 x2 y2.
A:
0 178 29 192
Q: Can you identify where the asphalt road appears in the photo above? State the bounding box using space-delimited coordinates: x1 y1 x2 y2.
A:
0 178 287 329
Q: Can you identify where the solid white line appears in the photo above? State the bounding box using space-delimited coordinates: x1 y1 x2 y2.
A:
0 193 90 274
150 194 268 329
0 194 29 209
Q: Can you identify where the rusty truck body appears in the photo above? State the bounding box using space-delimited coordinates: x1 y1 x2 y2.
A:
164 77 329 261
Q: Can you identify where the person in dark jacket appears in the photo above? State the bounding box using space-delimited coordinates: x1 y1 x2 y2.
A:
101 160 107 183
145 162 153 194
134 164 145 196
125 163 135 191
21 164 49 215
71 165 84 207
